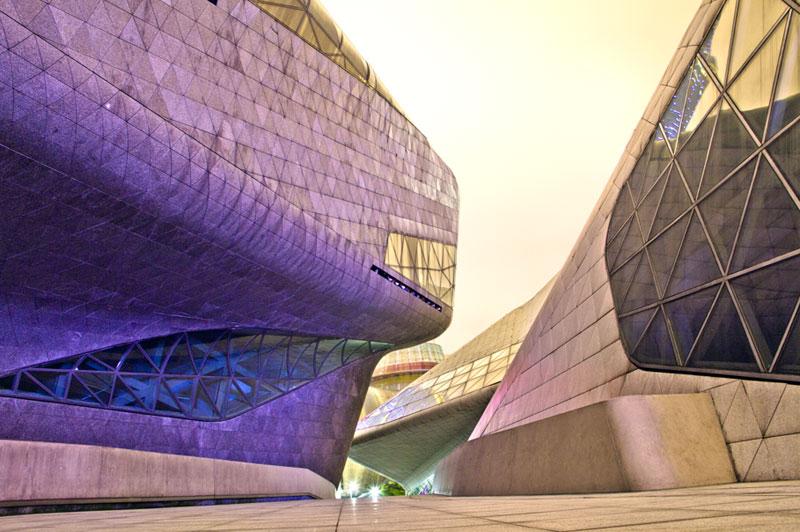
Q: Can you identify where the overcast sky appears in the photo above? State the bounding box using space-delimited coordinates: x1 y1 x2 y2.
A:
323 0 700 353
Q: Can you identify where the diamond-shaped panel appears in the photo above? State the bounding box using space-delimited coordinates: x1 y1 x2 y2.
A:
0 329 392 421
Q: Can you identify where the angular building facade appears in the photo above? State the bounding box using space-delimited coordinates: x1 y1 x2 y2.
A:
435 0 800 496
349 280 553 489
0 0 457 504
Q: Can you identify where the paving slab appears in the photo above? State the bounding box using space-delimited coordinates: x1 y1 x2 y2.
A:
1 481 799 531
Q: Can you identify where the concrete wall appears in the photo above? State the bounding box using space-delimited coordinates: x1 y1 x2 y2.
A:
436 394 735 496
351 386 497 488
0 439 334 507
471 0 800 483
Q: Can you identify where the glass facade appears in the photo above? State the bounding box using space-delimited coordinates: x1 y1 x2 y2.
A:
372 343 445 383
357 342 520 430
607 0 800 381
250 0 402 113
0 330 392 421
384 233 456 307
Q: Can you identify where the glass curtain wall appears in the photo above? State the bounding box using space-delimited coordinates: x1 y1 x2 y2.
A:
607 0 800 381
0 330 391 420
384 233 456 307
250 0 402 113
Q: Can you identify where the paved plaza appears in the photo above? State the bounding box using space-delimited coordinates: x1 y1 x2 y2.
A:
2 481 800 531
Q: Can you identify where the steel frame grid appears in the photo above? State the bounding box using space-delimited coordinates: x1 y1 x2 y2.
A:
606 0 800 382
0 329 393 421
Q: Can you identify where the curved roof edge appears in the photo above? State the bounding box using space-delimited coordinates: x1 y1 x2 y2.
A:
250 0 405 116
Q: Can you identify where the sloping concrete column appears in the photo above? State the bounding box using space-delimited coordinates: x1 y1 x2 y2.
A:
0 439 334 507
434 393 735 496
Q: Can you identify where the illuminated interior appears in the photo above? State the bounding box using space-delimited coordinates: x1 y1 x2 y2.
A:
384 233 456 307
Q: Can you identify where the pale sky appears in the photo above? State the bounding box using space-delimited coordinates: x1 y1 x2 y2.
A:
323 0 701 353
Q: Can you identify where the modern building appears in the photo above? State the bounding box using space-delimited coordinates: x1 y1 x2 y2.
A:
340 343 444 494
349 280 554 490
0 0 457 507
435 0 800 497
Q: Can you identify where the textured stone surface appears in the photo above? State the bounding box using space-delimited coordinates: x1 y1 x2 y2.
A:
0 438 334 504
0 0 458 485
435 393 734 496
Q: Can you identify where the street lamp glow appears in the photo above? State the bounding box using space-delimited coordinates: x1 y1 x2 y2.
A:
348 481 359 498
369 486 381 500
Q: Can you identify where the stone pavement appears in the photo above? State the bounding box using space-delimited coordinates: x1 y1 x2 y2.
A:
1 481 800 531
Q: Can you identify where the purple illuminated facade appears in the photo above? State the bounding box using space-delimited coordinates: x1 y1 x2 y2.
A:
0 0 457 485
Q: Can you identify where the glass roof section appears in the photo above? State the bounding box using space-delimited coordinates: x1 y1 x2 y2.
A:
250 0 403 115
372 343 445 381
384 233 456 307
0 329 392 421
356 279 555 431
357 344 521 431
607 0 800 382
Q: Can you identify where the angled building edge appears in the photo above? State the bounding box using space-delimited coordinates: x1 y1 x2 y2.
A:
349 279 555 489
437 0 800 496
0 439 335 515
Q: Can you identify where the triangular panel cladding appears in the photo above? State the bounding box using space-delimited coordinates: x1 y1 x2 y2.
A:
610 250 643 309
647 212 691 297
767 121 800 198
607 217 635 271
728 0 788 81
0 330 392 421
619 309 657 353
632 308 678 366
606 0 800 379
620 251 659 314
612 213 644 272
732 255 800 368
628 128 671 205
700 100 757 196
688 284 760 371
27 371 68 398
665 284 720 362
700 0 736 83
731 157 800 270
383 232 456 307
636 165 670 240
677 60 721 151
625 144 653 206
698 157 757 269
650 165 692 238
661 69 693 149
667 212 721 297
767 13 800 138
727 16 785 141
676 101 719 196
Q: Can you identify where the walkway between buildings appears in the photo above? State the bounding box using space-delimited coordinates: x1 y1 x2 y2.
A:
2 481 800 530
